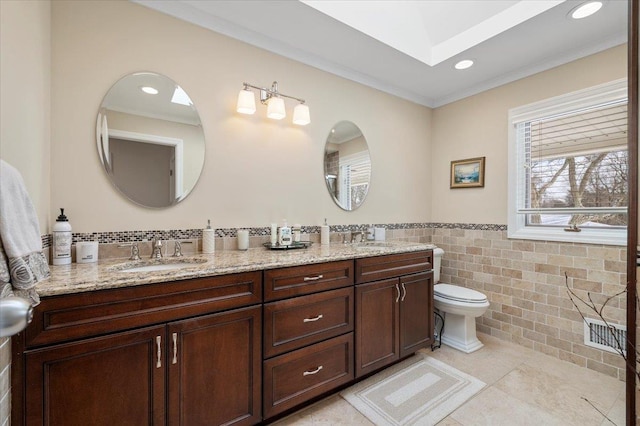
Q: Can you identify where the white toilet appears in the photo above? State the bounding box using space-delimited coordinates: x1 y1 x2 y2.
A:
433 247 490 353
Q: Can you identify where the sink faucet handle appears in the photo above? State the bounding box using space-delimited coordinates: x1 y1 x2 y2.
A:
172 240 193 257
118 242 141 261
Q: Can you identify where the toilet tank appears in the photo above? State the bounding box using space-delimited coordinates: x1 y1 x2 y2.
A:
433 248 444 283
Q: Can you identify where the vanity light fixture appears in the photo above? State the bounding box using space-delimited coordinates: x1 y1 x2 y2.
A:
236 81 310 125
140 86 158 95
570 1 603 19
454 59 474 70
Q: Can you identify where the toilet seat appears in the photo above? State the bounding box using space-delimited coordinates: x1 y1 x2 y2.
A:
434 283 488 304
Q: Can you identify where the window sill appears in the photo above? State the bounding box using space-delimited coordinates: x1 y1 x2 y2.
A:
507 226 626 246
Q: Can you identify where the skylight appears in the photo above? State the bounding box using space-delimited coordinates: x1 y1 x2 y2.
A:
301 0 565 66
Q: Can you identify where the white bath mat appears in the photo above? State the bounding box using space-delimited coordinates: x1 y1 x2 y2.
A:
340 354 485 425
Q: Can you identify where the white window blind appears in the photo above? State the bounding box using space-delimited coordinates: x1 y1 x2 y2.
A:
339 151 371 209
508 79 628 245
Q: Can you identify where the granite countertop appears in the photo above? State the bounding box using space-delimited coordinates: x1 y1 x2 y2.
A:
40 242 435 297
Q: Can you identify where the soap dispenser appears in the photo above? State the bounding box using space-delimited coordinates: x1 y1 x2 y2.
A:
278 219 292 246
53 208 72 265
321 218 330 245
202 219 215 254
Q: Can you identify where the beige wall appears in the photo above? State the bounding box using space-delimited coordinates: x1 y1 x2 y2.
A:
431 45 627 224
51 0 432 233
0 1 51 424
0 0 51 232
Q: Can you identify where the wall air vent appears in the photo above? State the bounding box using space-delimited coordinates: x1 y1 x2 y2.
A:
583 318 626 355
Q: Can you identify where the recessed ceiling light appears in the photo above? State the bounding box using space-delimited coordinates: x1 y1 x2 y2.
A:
454 60 474 70
570 1 603 19
140 86 158 95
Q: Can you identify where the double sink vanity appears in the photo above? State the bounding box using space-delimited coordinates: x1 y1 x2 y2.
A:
12 242 434 425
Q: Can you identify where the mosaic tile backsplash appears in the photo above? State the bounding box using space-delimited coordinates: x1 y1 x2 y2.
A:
40 222 507 247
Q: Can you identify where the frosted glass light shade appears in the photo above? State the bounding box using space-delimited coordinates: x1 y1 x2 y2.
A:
267 97 286 120
293 104 311 126
236 89 256 114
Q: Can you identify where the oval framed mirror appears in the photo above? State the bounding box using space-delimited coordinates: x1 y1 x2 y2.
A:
96 72 205 208
323 121 371 211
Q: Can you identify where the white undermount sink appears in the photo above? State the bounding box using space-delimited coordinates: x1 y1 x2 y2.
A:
111 258 207 273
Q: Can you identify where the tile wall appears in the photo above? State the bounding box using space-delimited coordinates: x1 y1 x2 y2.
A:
0 337 9 426
431 226 627 380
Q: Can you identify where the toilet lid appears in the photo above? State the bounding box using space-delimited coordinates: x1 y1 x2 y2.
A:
434 283 487 304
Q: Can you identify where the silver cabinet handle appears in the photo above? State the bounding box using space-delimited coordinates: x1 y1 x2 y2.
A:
303 274 324 281
172 332 178 364
303 365 323 376
401 282 407 302
303 314 324 323
395 283 400 303
156 336 162 368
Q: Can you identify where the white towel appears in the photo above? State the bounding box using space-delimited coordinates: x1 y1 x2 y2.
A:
0 160 49 305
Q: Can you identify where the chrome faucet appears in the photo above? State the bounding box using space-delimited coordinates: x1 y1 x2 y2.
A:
151 237 163 259
351 231 363 243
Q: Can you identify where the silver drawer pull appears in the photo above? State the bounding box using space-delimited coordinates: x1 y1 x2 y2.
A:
401 282 407 302
303 314 324 323
395 283 400 303
303 274 324 281
156 336 162 368
303 365 323 376
172 332 178 364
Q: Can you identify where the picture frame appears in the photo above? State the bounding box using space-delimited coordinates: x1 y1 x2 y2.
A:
450 157 485 188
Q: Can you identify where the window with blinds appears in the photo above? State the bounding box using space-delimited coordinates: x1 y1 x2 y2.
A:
339 151 371 210
508 79 628 245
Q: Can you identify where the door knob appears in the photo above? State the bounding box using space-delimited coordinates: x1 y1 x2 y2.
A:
0 297 33 337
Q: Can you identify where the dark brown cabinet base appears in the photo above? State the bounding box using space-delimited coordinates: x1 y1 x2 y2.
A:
355 252 433 378
23 306 261 426
25 326 166 426
13 252 433 426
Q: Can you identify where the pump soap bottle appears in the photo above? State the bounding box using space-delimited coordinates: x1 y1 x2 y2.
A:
203 219 215 254
53 208 72 265
321 218 330 245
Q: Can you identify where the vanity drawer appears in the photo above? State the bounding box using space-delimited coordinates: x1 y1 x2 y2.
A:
264 260 354 301
263 333 353 418
25 271 262 348
355 250 432 284
264 287 354 358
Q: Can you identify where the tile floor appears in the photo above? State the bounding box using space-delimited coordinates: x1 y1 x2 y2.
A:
273 333 626 426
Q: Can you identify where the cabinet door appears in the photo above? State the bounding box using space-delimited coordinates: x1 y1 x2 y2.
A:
25 325 166 426
167 305 261 426
399 271 434 358
355 278 400 378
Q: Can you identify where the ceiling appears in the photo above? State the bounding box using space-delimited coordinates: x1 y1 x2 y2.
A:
133 0 628 108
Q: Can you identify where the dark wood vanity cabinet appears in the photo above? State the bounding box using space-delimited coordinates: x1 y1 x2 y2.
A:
24 325 166 426
355 251 433 378
14 271 262 426
262 261 355 418
167 306 262 426
13 250 433 425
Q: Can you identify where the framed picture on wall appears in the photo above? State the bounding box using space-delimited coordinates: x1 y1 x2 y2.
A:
450 157 485 188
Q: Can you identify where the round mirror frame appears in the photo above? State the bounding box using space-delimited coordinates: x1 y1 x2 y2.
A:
323 121 372 211
96 72 205 209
